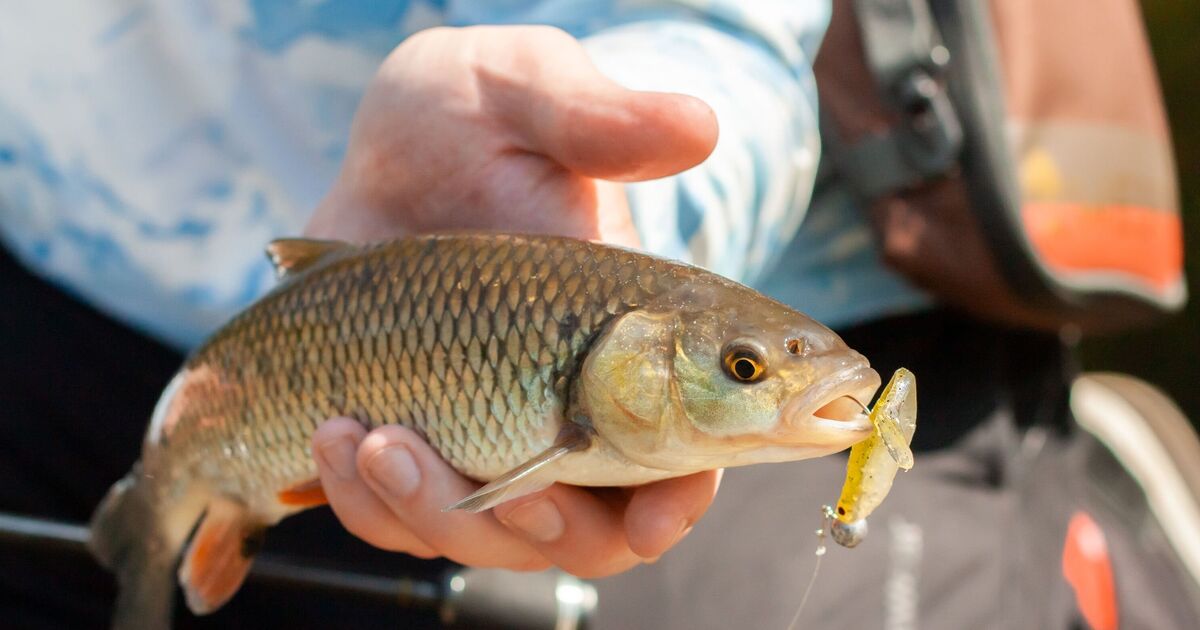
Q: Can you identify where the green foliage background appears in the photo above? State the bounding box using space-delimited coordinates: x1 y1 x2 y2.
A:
1079 1 1200 422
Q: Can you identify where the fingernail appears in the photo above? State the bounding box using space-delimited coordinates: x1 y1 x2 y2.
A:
319 437 359 480
500 498 565 543
366 445 421 498
666 520 692 549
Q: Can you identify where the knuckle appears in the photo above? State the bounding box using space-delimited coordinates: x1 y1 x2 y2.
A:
398 25 454 50
527 24 573 46
382 27 455 72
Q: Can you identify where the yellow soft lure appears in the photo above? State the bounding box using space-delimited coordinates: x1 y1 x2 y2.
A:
829 368 917 547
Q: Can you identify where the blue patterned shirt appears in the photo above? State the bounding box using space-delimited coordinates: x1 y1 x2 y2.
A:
0 0 927 349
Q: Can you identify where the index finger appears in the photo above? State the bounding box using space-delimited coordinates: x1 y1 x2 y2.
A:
355 425 551 571
623 469 723 559
491 470 723 577
492 483 642 579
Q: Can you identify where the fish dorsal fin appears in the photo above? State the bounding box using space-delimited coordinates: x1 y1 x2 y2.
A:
445 424 593 513
265 238 349 278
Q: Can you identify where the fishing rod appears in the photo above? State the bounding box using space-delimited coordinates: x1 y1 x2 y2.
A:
0 511 595 630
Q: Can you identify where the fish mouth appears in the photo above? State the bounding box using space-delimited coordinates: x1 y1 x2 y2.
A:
778 365 881 447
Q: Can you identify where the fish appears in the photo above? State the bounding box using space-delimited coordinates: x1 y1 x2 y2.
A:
829 368 918 547
88 233 882 628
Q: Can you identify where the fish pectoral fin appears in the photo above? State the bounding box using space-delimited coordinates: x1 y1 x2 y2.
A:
445 424 593 513
178 497 266 615
265 238 350 279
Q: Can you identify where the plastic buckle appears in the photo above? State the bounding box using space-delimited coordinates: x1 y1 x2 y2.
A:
891 48 962 178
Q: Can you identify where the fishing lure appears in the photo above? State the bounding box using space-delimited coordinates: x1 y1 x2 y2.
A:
787 369 918 630
828 368 917 548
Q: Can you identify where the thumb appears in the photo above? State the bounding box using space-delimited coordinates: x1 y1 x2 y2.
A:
489 40 718 182
538 87 719 182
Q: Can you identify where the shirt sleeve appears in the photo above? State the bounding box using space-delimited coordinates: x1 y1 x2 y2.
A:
576 2 830 285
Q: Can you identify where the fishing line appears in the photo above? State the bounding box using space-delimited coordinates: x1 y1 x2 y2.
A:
786 505 836 630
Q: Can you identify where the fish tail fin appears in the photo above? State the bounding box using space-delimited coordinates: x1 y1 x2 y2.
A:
88 465 181 630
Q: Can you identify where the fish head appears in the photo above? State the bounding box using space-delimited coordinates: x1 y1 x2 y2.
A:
580 280 880 472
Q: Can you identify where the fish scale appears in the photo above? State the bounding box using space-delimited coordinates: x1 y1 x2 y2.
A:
152 234 674 505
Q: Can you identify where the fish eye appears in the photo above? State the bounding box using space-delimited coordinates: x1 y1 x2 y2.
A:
723 346 766 383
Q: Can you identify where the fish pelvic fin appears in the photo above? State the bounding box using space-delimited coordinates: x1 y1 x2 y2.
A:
178 497 266 615
89 465 184 630
445 424 593 513
277 478 329 508
265 238 349 279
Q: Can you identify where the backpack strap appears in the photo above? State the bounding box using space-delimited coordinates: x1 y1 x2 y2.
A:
824 0 962 199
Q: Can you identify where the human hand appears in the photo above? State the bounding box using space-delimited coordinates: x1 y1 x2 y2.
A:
305 25 721 577
305 24 717 247
312 419 722 577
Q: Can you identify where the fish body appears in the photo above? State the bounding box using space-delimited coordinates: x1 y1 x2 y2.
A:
90 233 880 628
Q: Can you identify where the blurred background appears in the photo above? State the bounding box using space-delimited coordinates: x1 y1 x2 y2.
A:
1080 1 1200 425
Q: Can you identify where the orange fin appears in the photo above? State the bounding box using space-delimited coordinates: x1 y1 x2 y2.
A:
177 498 264 615
277 479 328 507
